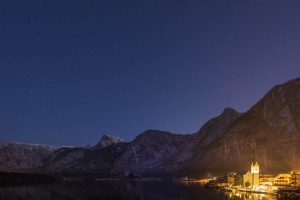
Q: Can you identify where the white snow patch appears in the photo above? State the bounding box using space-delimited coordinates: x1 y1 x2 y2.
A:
96 135 124 148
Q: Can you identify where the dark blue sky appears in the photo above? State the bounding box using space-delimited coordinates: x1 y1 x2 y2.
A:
1 0 300 146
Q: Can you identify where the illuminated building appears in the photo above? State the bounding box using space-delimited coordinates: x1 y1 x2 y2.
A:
259 174 274 186
291 171 300 187
273 174 292 186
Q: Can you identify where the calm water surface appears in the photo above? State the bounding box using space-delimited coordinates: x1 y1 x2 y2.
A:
0 181 277 200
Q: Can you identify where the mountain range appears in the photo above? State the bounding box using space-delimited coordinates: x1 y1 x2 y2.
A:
1 77 300 178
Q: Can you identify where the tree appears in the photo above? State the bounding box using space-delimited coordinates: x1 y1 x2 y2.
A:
234 176 243 186
245 181 251 188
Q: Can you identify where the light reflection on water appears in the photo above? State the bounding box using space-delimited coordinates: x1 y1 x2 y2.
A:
222 191 277 200
0 181 278 200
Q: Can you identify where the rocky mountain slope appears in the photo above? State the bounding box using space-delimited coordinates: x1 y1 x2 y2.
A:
187 78 300 177
0 141 58 172
1 77 300 178
42 134 127 176
110 130 194 177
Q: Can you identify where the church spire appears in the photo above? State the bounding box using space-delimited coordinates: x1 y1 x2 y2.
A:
252 144 257 164
250 143 259 186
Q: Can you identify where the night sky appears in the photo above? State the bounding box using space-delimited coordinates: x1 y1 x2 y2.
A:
1 1 300 146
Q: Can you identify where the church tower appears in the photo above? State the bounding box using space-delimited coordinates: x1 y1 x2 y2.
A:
251 146 259 174
251 145 259 186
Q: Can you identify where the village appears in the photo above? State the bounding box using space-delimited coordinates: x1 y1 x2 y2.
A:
199 153 300 199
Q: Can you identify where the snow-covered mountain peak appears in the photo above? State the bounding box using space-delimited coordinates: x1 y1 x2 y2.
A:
95 134 124 149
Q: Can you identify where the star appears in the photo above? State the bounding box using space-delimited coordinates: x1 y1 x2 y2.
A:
42 112 48 117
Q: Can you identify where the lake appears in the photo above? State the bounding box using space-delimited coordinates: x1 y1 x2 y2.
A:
0 181 277 200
